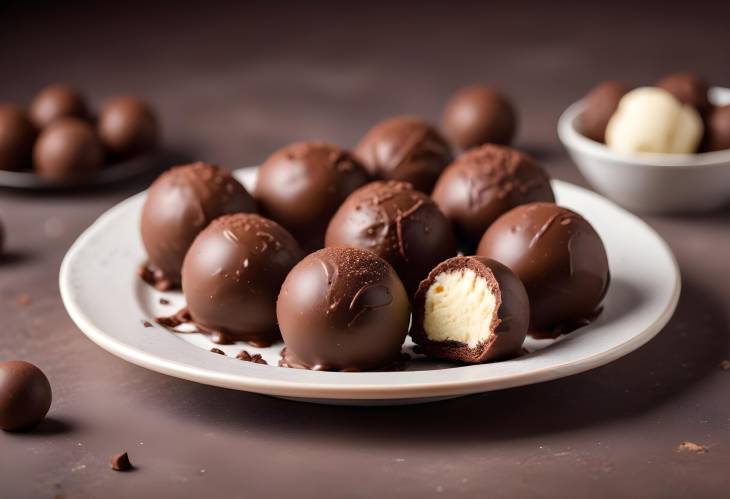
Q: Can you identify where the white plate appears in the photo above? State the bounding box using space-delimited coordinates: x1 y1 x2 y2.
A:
59 168 680 405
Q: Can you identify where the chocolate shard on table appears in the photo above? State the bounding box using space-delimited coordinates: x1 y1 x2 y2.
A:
139 162 257 290
325 180 457 296
0 360 52 432
255 142 370 251
579 81 630 143
110 452 134 472
703 104 730 152
28 83 88 129
656 71 710 115
411 256 529 364
277 247 410 372
32 117 104 181
0 104 36 172
355 116 452 193
97 96 160 159
431 143 554 251
477 202 610 337
182 213 302 345
442 85 517 150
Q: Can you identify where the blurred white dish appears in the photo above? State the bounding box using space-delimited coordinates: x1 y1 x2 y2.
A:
558 86 730 214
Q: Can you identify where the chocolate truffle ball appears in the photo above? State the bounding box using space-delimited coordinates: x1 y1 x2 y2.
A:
140 162 257 290
278 247 410 371
255 142 370 251
355 117 452 193
477 203 610 336
580 81 630 143
411 256 529 364
0 104 36 171
0 361 52 431
29 84 88 129
98 96 159 158
442 86 517 149
182 213 302 345
32 118 104 181
656 72 710 114
703 105 730 152
432 144 554 250
326 180 457 296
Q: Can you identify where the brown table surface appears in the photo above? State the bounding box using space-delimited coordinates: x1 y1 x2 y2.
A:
1 2 729 498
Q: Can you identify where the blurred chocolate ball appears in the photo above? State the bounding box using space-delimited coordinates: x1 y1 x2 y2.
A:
0 360 52 431
29 84 88 129
442 86 517 149
98 97 159 158
33 118 104 181
703 105 730 152
656 72 710 114
580 81 630 143
0 104 36 171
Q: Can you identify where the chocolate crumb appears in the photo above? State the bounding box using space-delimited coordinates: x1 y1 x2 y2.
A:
237 350 268 364
720 360 730 371
677 441 708 454
210 348 226 355
155 307 191 329
110 452 134 471
159 298 170 305
142 320 153 328
16 294 31 306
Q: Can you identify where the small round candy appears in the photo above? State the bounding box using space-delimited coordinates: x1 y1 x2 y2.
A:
29 84 88 129
0 361 52 431
0 104 36 171
33 118 104 181
442 85 517 149
703 105 730 152
580 81 630 143
656 72 710 114
98 96 159 158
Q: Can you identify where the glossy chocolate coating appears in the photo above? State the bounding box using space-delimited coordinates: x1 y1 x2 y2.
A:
98 96 159 158
182 213 302 344
477 202 609 335
411 256 529 364
656 72 710 114
0 104 36 171
580 81 630 143
432 144 554 250
442 86 517 149
32 118 104 181
325 180 457 296
140 162 257 289
703 105 730 152
255 142 370 251
0 361 52 431
277 247 410 371
355 116 452 193
29 84 88 129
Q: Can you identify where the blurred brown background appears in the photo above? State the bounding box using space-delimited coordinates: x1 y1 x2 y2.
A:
1 1 729 498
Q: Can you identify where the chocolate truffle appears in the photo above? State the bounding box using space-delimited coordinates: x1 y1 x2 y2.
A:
432 144 554 250
442 86 517 149
580 81 630 143
277 247 410 371
140 162 257 290
355 116 452 193
29 84 88 129
325 180 457 296
255 142 370 250
0 104 36 171
656 72 710 114
411 256 529 364
703 105 730 152
0 361 52 431
182 213 302 345
32 118 104 181
477 203 609 336
98 96 159 158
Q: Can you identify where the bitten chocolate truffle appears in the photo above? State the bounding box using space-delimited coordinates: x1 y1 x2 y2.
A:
0 104 36 171
442 86 517 149
325 180 456 296
277 247 410 371
98 96 159 158
255 142 370 251
29 84 88 129
411 256 529 364
0 361 52 431
182 213 302 345
140 162 257 290
656 72 710 114
432 144 554 250
477 203 609 336
703 105 730 152
32 118 104 181
580 81 630 143
355 117 452 193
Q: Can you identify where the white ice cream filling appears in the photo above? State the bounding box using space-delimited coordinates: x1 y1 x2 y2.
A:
423 268 497 349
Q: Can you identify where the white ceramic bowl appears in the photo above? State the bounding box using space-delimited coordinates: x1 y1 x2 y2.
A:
558 86 730 214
